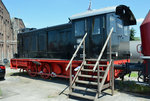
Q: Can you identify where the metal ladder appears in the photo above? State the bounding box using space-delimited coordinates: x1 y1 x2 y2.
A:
66 28 114 101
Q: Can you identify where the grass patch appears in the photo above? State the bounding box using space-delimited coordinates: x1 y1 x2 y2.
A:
48 95 54 98
115 80 150 95
126 72 138 77
48 95 56 98
48 92 58 98
134 37 141 41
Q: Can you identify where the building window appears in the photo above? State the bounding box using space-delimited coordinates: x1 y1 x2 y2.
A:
92 17 100 35
75 20 85 36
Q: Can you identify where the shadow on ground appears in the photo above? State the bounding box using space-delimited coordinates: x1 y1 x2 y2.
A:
10 72 69 86
9 72 150 100
0 78 5 81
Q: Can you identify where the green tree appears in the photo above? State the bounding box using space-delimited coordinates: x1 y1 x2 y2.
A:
130 27 136 41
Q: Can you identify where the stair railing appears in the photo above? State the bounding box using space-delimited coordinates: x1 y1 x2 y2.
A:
66 32 87 71
71 62 84 85
100 59 112 89
65 32 87 93
93 28 113 71
93 28 113 98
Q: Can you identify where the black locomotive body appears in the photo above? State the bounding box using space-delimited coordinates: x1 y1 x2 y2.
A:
18 24 73 59
17 5 136 60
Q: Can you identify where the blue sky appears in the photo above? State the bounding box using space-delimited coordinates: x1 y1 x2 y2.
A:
2 0 150 37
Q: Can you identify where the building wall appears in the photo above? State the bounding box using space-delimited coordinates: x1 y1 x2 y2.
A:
0 0 13 62
11 17 25 55
0 0 25 63
11 17 25 40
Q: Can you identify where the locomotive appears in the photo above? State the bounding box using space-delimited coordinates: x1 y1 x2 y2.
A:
11 5 136 79
10 4 150 100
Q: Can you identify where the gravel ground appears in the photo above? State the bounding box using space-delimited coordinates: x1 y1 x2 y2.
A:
0 67 150 101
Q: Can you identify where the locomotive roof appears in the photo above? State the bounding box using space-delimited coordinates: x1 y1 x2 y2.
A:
70 6 116 20
20 23 71 34
69 5 136 25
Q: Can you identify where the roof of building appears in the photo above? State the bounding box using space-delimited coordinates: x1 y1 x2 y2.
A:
69 6 116 20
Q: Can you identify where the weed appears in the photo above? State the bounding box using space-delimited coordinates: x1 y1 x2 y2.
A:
126 72 138 77
115 80 150 95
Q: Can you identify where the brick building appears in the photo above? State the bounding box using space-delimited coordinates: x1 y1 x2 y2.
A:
11 17 25 55
0 0 25 63
0 0 13 62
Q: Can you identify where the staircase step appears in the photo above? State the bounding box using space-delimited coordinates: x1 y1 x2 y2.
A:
84 64 107 67
81 68 105 72
72 86 97 93
78 74 103 79
75 80 98 85
70 92 95 100
86 59 107 62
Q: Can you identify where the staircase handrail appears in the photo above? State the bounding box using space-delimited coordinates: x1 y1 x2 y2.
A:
71 61 84 85
66 32 87 71
93 28 113 71
99 59 112 91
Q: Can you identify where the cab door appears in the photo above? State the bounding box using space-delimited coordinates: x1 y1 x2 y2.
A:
89 15 106 58
107 13 118 54
73 19 87 59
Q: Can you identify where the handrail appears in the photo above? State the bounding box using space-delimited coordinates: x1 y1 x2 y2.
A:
93 28 113 71
71 61 84 85
66 32 87 71
99 59 112 91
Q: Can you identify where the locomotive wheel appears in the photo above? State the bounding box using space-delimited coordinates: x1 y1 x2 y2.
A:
27 64 37 77
41 64 51 79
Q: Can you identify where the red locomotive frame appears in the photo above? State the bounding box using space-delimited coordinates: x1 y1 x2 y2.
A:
10 58 129 81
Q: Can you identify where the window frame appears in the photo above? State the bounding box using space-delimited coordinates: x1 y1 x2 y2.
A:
92 17 101 35
109 15 116 33
74 19 85 37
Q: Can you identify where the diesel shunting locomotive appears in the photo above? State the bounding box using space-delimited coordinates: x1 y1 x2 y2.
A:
11 5 148 100
16 5 136 60
11 5 136 79
10 4 150 100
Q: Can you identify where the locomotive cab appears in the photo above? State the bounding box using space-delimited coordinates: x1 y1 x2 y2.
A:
69 5 136 59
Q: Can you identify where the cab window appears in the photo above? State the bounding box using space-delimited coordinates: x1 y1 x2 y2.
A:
124 26 129 36
92 17 100 35
110 16 116 32
75 20 85 36
116 18 123 34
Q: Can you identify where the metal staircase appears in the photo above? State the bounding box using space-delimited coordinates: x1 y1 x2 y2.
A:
66 28 114 101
